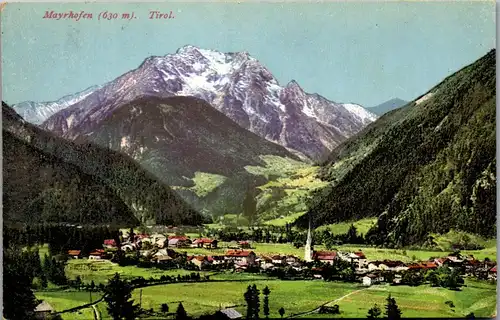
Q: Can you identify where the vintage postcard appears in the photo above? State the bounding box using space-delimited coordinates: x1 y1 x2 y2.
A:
1 1 497 319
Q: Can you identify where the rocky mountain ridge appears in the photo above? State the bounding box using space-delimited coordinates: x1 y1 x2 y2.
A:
36 45 377 161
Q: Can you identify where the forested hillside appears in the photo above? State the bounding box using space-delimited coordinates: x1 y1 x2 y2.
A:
3 102 204 226
297 49 496 247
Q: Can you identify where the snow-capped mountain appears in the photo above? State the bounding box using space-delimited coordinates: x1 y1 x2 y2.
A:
41 45 377 160
12 85 100 125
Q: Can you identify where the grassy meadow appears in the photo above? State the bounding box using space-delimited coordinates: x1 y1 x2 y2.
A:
64 259 215 284
316 218 377 236
129 280 360 318
300 279 497 318
34 278 496 319
125 279 495 319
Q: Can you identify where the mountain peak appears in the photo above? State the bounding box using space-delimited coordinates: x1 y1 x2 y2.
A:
176 44 200 54
286 80 301 88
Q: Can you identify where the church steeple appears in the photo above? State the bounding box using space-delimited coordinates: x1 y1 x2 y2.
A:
304 213 313 262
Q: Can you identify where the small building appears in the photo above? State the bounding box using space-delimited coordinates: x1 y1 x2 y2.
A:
209 255 226 265
313 251 338 264
407 263 424 271
67 250 82 259
143 233 168 247
446 256 464 267
488 265 497 280
271 255 285 265
238 241 251 249
218 308 243 320
353 251 366 260
154 248 177 260
421 261 438 270
168 236 191 248
225 250 257 266
156 238 168 248
368 260 406 272
193 238 219 249
261 262 275 271
155 255 173 264
285 255 300 265
103 239 117 248
121 244 135 252
192 256 211 269
343 251 367 266
464 258 482 274
89 249 105 260
35 300 55 319
258 255 273 265
362 273 383 286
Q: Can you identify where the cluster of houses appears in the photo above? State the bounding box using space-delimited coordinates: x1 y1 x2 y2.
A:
65 233 497 287
354 253 497 286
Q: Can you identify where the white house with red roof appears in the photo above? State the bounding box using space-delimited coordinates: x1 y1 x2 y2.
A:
225 250 257 266
313 251 338 264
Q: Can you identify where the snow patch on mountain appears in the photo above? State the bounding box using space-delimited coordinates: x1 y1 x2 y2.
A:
66 114 75 128
416 92 435 105
342 103 378 124
12 85 100 125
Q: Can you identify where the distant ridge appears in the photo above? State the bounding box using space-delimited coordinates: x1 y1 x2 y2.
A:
369 98 408 116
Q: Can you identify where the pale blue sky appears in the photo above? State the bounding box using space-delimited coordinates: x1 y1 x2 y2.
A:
1 2 495 107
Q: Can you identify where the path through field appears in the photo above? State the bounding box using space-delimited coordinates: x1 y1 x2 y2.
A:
288 287 370 318
92 304 100 320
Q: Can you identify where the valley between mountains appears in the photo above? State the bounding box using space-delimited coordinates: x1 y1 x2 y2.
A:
7 47 496 248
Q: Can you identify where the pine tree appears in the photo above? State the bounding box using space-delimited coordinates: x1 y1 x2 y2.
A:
74 275 82 290
244 285 254 319
161 303 169 313
278 307 285 318
367 304 382 319
104 273 139 320
346 225 359 244
42 253 51 275
262 286 271 319
251 284 260 320
129 227 135 242
40 273 48 289
385 295 402 320
243 189 257 224
3 248 38 320
176 302 188 320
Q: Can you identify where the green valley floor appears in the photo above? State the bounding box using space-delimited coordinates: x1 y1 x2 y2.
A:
37 278 496 319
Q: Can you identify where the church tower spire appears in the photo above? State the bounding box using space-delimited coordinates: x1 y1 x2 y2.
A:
304 213 313 262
